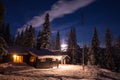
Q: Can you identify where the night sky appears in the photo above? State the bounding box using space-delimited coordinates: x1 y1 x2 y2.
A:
2 0 120 47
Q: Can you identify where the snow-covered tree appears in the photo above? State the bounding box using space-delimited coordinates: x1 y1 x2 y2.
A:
38 13 51 49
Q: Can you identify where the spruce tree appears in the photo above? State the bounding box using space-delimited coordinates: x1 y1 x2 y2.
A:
41 13 51 49
105 28 115 70
91 27 100 65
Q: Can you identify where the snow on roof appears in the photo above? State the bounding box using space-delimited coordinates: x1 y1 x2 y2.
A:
38 55 70 60
29 48 55 56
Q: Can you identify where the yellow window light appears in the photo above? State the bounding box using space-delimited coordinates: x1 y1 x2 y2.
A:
13 54 17 58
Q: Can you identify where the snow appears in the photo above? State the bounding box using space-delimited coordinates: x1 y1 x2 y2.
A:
0 62 120 80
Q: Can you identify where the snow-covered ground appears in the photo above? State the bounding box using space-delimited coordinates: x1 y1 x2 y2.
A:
0 62 120 80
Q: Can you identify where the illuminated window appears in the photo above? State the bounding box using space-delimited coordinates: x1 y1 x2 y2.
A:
30 56 36 62
13 55 23 63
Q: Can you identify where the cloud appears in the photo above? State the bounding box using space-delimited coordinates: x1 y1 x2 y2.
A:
18 0 95 32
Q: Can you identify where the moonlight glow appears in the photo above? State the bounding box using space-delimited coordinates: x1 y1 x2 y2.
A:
61 43 68 52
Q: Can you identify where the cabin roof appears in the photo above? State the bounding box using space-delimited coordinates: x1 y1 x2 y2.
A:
29 48 55 56
6 46 29 55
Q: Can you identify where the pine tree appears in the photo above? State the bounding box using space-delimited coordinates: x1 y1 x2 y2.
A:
105 28 115 70
41 13 51 49
90 27 101 65
55 31 61 53
67 27 77 64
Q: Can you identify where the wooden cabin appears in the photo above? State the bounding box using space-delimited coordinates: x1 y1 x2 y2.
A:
6 46 70 68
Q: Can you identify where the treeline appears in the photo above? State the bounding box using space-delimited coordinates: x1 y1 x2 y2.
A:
50 25 120 72
64 27 120 72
